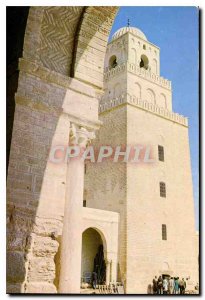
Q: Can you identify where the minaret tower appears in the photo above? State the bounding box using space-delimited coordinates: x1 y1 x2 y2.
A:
85 25 198 293
102 25 172 111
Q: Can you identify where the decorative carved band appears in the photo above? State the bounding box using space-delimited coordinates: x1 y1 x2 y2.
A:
104 62 172 90
99 93 188 127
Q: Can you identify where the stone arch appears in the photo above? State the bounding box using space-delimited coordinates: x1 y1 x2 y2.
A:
146 88 156 104
81 227 107 285
158 93 167 109
162 262 170 272
80 212 119 287
74 6 119 88
135 82 141 99
140 54 149 70
82 226 107 253
23 7 85 76
22 7 119 88
109 55 118 69
82 225 109 252
130 47 137 65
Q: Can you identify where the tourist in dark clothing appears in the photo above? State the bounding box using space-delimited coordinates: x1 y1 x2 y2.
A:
181 278 186 294
179 278 183 294
92 272 97 289
157 276 163 294
152 276 158 294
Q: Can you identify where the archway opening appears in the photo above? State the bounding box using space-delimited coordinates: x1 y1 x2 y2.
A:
140 54 149 70
109 55 117 69
81 228 106 288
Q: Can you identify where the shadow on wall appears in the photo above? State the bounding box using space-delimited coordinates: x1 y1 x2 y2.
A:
6 6 30 172
6 75 69 293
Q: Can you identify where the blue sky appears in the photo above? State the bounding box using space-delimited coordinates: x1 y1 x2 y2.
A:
110 7 199 229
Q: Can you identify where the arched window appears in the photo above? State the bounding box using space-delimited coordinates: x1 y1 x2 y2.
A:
114 83 121 98
130 48 136 64
146 88 156 104
158 93 167 109
152 58 158 74
109 55 117 69
121 48 126 61
135 82 141 99
139 54 149 70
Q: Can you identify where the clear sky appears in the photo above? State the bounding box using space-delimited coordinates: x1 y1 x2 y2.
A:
110 6 199 229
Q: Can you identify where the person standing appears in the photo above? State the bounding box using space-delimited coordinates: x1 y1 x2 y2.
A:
152 276 158 294
179 278 182 294
174 277 179 294
169 277 174 294
92 271 97 289
181 278 186 294
195 282 199 292
157 276 163 294
163 277 168 294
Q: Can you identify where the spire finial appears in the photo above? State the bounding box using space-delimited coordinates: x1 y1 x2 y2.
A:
127 19 130 27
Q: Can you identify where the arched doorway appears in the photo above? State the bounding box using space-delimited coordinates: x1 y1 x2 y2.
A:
81 228 107 287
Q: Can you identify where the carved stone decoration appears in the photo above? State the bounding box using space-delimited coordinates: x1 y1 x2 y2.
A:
69 123 95 148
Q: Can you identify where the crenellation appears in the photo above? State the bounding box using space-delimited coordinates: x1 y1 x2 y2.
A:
99 95 188 126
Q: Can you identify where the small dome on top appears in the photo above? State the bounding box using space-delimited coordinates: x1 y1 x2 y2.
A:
111 26 147 41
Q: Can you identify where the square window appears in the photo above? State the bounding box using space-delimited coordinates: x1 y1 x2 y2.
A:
160 182 166 198
158 145 164 162
162 224 167 240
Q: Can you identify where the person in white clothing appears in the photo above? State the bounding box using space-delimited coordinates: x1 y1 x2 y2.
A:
163 277 169 294
169 277 175 294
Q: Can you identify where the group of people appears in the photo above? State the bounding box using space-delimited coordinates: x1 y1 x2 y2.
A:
152 276 186 294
